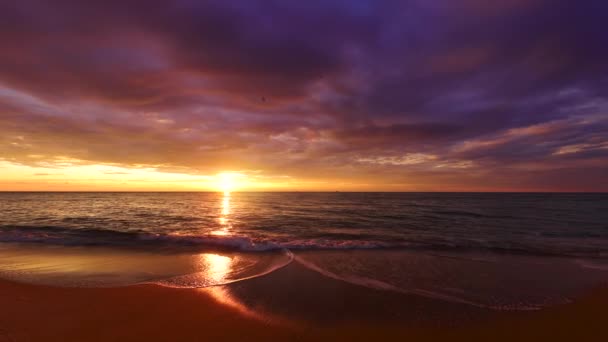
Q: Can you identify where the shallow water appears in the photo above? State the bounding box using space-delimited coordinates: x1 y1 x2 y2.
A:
0 243 292 287
295 250 608 310
0 192 607 310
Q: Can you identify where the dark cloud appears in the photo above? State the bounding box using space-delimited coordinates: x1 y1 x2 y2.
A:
0 0 607 190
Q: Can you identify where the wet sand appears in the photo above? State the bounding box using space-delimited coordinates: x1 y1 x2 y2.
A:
1 261 607 341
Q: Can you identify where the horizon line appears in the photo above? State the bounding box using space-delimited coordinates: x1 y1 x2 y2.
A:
1 190 606 194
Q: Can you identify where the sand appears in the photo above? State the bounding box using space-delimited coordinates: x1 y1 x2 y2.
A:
1 261 607 341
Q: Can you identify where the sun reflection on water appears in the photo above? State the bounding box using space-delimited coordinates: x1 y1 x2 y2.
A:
201 253 232 283
222 192 230 216
211 191 232 236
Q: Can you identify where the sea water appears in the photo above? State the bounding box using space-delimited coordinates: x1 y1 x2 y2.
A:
1 192 607 309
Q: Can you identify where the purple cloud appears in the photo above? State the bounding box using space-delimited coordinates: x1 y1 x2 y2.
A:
0 0 607 190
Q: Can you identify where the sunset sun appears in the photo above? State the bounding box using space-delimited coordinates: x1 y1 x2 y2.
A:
216 172 240 193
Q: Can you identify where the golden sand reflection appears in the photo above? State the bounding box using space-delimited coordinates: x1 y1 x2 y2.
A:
202 286 277 323
200 280 296 326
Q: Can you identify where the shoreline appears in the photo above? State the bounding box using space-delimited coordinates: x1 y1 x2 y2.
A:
1 261 607 341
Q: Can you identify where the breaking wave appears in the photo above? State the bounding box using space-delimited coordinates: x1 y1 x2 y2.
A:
1 225 606 258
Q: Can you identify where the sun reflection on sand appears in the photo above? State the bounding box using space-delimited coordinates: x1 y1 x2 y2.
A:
202 286 270 321
201 285 294 327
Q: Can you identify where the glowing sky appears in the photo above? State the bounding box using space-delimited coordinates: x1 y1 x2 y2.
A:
1 0 607 191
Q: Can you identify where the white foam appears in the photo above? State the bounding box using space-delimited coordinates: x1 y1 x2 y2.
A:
294 255 488 308
153 249 294 288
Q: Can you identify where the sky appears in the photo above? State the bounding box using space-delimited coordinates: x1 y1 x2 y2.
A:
1 0 607 191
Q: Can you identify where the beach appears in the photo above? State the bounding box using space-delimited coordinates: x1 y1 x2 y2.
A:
1 192 607 341
2 260 607 342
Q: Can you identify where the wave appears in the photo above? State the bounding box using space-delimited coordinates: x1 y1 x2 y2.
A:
294 256 554 311
575 259 608 271
431 210 515 219
432 210 487 218
0 225 279 252
0 226 406 252
294 255 486 307
1 225 606 258
153 250 294 288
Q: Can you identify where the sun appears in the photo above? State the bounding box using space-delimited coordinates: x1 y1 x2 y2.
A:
216 172 239 193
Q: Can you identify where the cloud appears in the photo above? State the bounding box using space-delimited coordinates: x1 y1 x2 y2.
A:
0 0 606 190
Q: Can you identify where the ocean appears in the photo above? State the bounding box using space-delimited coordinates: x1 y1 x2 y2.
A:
1 192 607 310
